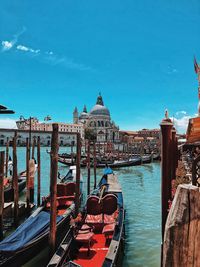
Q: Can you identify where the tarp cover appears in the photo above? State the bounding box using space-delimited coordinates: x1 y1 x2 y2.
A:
0 211 62 252
103 167 113 175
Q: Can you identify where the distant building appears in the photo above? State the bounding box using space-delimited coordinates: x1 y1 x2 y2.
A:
73 94 120 143
0 129 77 146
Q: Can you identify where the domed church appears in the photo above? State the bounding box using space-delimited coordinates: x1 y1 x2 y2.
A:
73 94 119 142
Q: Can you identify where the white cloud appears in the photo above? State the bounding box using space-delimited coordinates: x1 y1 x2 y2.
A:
2 40 14 51
17 44 40 54
1 27 26 52
175 110 187 116
0 119 17 129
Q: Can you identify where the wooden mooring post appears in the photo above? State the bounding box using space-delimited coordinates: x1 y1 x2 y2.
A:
87 141 91 196
160 116 173 265
93 142 97 189
75 133 81 215
0 151 5 240
163 184 200 267
5 138 9 178
49 123 59 257
32 137 36 159
13 131 19 226
26 138 30 212
37 136 41 206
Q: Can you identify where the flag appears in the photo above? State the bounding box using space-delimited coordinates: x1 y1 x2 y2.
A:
194 56 199 74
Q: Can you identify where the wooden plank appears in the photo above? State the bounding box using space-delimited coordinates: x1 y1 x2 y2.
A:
163 184 200 267
105 240 119 261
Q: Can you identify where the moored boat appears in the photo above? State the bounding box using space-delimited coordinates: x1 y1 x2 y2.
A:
141 155 152 164
0 172 81 266
47 169 125 267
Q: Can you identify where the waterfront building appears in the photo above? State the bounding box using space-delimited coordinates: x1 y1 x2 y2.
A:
73 94 120 142
0 128 77 146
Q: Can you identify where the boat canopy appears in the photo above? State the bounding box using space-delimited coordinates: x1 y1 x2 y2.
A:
0 211 62 252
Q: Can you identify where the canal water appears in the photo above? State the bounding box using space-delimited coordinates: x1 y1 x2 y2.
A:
3 147 161 267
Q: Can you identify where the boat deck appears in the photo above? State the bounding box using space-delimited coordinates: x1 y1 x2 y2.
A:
73 233 111 267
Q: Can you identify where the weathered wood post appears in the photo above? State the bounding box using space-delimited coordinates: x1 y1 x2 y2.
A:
32 137 36 159
0 151 5 240
93 142 97 189
160 115 173 265
171 127 177 180
5 138 9 178
13 131 19 226
49 123 59 257
37 136 41 206
87 141 91 196
26 137 30 212
75 133 81 215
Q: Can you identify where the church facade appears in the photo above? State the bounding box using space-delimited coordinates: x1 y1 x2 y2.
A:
73 94 120 143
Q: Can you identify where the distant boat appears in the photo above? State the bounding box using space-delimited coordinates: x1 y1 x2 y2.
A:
141 155 152 164
47 170 125 267
58 156 142 168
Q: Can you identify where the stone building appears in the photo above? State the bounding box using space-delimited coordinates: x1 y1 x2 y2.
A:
0 129 77 146
73 94 120 143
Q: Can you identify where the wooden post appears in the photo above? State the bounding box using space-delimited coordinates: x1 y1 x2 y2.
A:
49 123 59 257
87 141 91 196
37 136 41 206
32 137 36 159
26 137 30 211
171 127 177 180
163 184 200 267
160 117 173 264
93 142 97 189
0 151 5 240
5 138 9 178
13 131 19 226
29 117 32 159
75 133 81 215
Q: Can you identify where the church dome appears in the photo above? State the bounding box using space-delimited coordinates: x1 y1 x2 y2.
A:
90 94 110 117
90 105 110 116
79 105 89 120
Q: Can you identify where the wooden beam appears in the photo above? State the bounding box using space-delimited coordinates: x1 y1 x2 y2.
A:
5 138 9 178
87 141 90 196
75 133 81 215
26 137 30 212
13 131 19 226
37 136 41 206
49 123 59 257
0 151 5 240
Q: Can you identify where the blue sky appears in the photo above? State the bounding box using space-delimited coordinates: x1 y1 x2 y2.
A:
0 0 200 132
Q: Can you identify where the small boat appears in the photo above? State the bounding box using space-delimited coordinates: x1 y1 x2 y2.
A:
4 176 26 202
58 157 141 169
152 153 161 161
0 179 79 266
47 168 125 267
141 155 152 164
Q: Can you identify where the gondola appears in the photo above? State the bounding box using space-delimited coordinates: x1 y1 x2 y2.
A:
4 176 26 202
58 156 141 169
47 168 125 267
0 167 81 267
141 155 152 164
